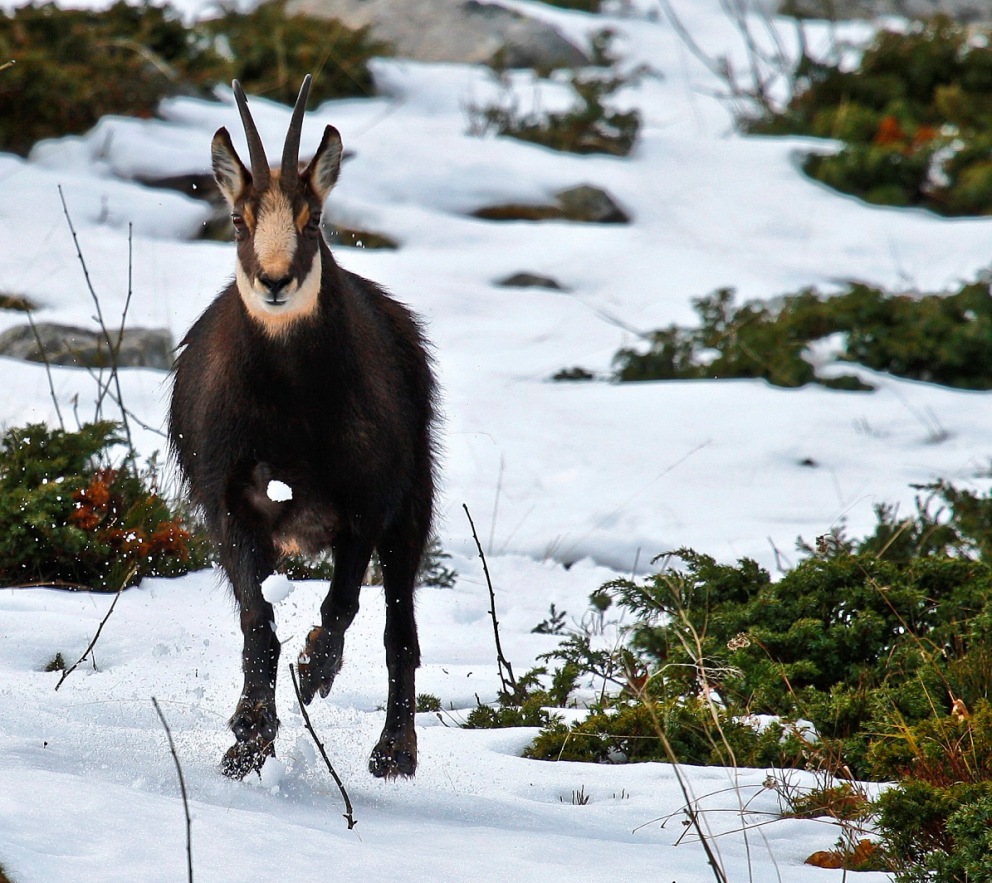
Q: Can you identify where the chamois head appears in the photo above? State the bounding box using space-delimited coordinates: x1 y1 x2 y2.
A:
211 75 343 334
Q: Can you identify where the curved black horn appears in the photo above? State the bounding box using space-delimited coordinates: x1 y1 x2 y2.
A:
233 80 270 189
281 75 312 187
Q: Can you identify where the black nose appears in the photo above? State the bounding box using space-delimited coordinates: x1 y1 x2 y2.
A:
259 273 292 296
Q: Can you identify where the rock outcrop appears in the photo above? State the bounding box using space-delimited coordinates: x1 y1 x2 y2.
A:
286 0 590 68
0 323 174 371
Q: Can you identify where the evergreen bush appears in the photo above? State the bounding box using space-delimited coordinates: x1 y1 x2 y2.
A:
0 421 212 590
468 34 641 157
609 277 992 390
504 479 992 877
0 0 387 155
747 17 992 214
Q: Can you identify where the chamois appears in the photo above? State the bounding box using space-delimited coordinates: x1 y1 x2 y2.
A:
169 76 436 780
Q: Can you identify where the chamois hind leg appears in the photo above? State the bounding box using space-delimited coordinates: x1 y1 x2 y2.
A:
369 519 426 778
297 533 375 705
220 520 281 779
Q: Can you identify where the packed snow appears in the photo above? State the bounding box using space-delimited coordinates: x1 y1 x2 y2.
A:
1 0 988 880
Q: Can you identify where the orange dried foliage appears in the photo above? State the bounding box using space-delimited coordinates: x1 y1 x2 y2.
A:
873 115 907 146
148 520 193 563
912 125 939 147
70 469 194 565
805 839 880 871
70 469 115 530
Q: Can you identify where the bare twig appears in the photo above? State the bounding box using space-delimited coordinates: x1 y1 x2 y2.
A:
101 39 179 82
54 567 135 690
24 309 65 430
463 503 516 697
57 185 134 455
0 60 13 73
152 698 193 883
111 223 136 380
489 454 504 555
659 0 811 119
289 663 357 829
75 359 168 438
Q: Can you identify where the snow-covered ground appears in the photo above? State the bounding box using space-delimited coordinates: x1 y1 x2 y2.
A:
0 0 988 879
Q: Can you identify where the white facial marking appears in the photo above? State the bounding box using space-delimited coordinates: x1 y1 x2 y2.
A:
236 252 322 336
254 189 296 277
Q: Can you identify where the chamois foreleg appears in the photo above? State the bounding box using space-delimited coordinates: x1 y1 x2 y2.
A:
219 517 281 779
297 532 375 705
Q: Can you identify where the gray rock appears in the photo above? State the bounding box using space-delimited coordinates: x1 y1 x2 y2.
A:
777 0 992 22
473 183 631 224
554 184 631 223
496 272 568 290
286 0 590 68
0 323 174 371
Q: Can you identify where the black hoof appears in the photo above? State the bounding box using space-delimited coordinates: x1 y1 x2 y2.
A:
221 738 275 779
297 627 343 704
369 732 417 779
229 697 279 744
223 695 279 778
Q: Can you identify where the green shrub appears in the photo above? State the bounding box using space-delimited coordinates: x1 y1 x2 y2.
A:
462 662 579 730
469 43 641 157
201 1 388 107
747 17 992 215
877 780 992 881
614 549 992 776
513 481 992 779
0 0 387 155
526 696 809 767
416 693 442 713
869 701 992 786
417 538 458 588
610 277 992 390
0 1 225 154
930 794 992 882
503 478 992 873
0 421 212 590
43 652 66 672
784 782 872 822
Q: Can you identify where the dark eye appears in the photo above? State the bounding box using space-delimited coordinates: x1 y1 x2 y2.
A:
308 211 321 230
231 213 247 240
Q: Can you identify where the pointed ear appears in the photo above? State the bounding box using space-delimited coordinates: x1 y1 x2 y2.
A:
302 125 343 203
211 127 251 207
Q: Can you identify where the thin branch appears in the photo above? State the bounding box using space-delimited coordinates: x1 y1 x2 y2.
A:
75 360 168 438
24 310 65 431
0 60 13 73
111 223 135 382
54 567 135 690
57 185 134 454
152 698 193 883
100 39 180 82
289 663 357 830
463 503 516 696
